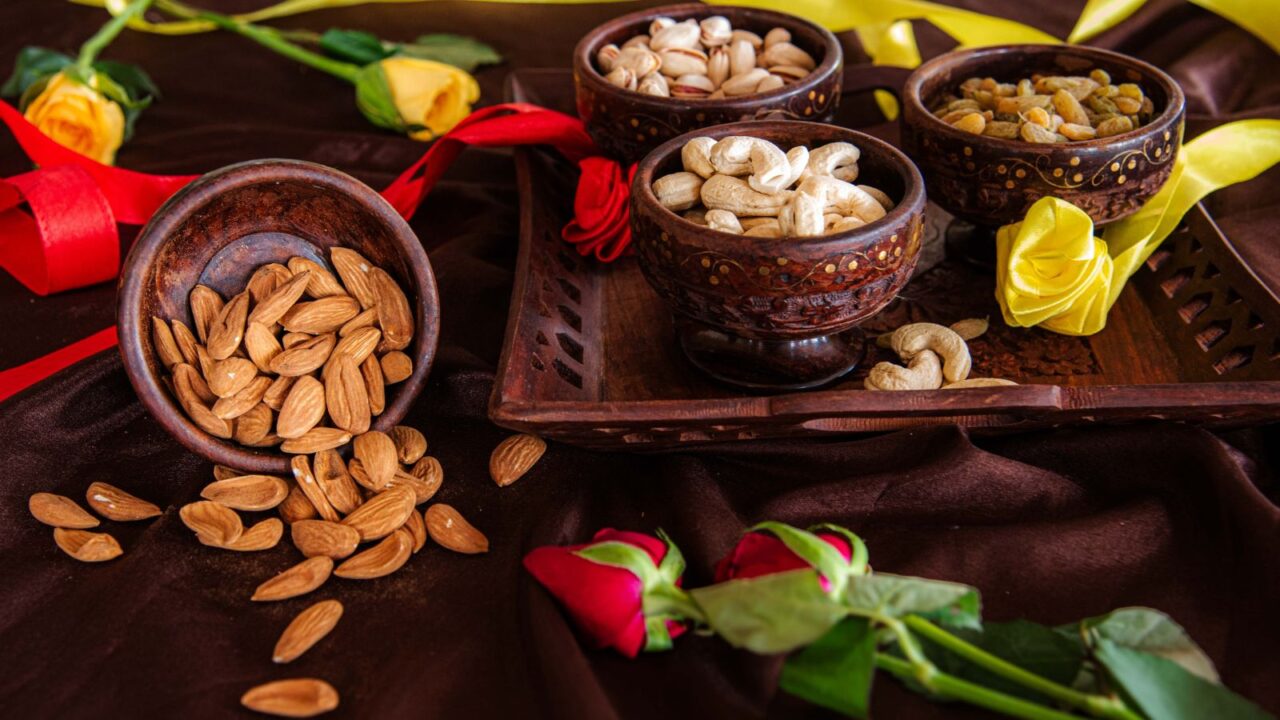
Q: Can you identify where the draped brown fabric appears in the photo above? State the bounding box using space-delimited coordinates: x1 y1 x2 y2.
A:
1 1 1278 718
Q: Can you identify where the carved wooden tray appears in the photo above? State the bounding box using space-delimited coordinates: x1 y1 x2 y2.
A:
490 69 1280 449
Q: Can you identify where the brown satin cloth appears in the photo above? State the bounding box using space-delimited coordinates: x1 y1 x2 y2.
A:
0 1 1278 718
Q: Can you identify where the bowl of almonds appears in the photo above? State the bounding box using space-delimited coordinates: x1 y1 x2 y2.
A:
901 44 1185 227
574 3 842 162
118 159 440 473
631 121 926 390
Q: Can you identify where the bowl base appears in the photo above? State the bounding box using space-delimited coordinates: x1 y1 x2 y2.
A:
676 320 866 391
944 220 998 271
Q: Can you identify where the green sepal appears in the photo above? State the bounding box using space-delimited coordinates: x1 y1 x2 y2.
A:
690 569 848 654
809 523 870 575
2 47 74 100
750 521 853 595
644 614 674 652
394 33 503 72
353 62 407 133
780 617 878 718
1094 638 1273 720
320 29 394 66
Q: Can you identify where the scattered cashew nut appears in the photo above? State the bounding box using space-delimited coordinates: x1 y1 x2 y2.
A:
890 323 972 383
865 350 943 391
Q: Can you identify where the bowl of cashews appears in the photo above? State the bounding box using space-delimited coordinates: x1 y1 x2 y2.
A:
631 120 927 390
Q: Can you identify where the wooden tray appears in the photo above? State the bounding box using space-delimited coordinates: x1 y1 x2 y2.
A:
490 69 1280 449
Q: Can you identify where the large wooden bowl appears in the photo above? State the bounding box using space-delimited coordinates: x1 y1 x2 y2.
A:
117 159 440 473
574 3 843 163
901 44 1186 227
631 121 927 389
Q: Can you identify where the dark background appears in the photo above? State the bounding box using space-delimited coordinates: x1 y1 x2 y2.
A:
0 1 1277 718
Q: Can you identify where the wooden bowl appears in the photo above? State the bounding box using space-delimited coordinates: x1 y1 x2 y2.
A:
901 44 1185 227
631 121 927 389
117 159 440 473
574 3 843 163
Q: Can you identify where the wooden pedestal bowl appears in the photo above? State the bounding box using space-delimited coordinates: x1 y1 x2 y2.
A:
900 44 1185 262
631 121 927 390
117 159 440 473
574 3 842 163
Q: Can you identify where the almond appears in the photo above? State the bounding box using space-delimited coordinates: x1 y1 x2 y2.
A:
403 456 443 502
241 678 339 717
171 320 199 365
402 510 427 553
29 493 99 528
85 482 161 521
207 357 258 398
152 316 183 369
247 262 292 303
390 426 427 464
334 527 413 579
53 528 123 562
291 519 360 559
173 362 216 404
273 600 344 664
213 464 240 481
248 270 311 327
279 483 318 524
291 455 340 522
270 333 335 377
207 291 250 360
277 376 326 439
425 504 489 554
380 351 413 384
370 267 414 351
280 428 352 455
338 307 378 337
281 296 360 334
360 355 385 417
384 468 439 505
221 518 284 551
194 343 217 379
233 403 274 445
245 432 283 448
353 431 397 490
340 486 415 542
282 332 313 349
244 321 282 373
189 284 224 343
201 474 289 511
289 256 349 299
329 247 378 309
312 449 362 515
325 354 370 435
330 326 380 367
490 434 546 487
346 458 376 491
180 500 244 546
262 375 296 411
252 556 334 602
212 375 272 420
173 372 233 439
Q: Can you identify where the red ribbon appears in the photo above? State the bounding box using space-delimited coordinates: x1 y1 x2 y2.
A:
0 100 634 400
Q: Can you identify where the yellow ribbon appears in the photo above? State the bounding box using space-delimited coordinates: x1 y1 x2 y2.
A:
995 119 1280 336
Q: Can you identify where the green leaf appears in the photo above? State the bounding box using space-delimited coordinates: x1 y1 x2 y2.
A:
396 33 503 72
691 569 848 654
780 617 877 718
1079 607 1219 683
1095 638 1273 720
2 47 73 99
751 521 852 594
915 620 1086 704
320 29 393 66
93 60 159 103
844 573 982 630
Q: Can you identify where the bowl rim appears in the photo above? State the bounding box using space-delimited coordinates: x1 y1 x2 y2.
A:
632 120 926 252
573 2 842 108
903 43 1186 150
117 157 441 473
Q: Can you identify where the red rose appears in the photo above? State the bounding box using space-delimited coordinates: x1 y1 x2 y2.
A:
524 528 688 658
715 528 856 589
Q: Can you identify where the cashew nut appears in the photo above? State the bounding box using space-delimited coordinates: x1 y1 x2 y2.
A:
778 193 824 237
890 323 972 383
709 136 792 196
681 136 717 179
783 146 809 188
801 142 860 183
705 209 743 234
857 184 895 212
944 378 1017 389
743 219 782 237
865 350 943 391
682 208 708 225
653 171 704 211
700 174 792 217
797 176 886 223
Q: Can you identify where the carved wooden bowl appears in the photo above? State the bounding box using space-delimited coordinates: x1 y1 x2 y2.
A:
117 159 440 473
901 44 1186 227
631 121 927 389
574 3 843 163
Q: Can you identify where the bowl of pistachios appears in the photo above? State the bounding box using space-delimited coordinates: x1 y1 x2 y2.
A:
574 3 842 162
901 44 1186 228
631 120 926 390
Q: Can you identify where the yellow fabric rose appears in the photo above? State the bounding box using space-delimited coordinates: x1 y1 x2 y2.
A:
379 57 480 141
23 71 126 165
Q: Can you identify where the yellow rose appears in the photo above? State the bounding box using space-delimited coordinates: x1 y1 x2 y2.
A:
379 58 480 140
23 71 126 165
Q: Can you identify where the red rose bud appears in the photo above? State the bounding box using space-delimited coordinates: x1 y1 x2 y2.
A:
524 529 694 658
715 523 868 593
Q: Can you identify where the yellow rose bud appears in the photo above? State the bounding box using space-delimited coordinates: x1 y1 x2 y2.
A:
379 57 480 140
22 71 126 165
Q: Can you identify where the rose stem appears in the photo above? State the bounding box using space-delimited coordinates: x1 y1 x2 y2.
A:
875 653 1085 720
902 616 1142 720
76 0 156 72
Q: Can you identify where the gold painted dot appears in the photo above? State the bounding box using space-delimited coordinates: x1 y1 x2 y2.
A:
1117 175 1127 184
696 112 706 122
1164 130 1171 141
758 266 770 276
1110 162 1120 172
1070 157 1081 166
661 232 669 242
997 164 1007 174
1005 180 1015 189
890 234 898 243
877 250 887 261
808 90 816 100
636 133 646 142
776 257 789 266
649 127 658 136
1164 144 1172 154
1053 168 1064 177
1127 159 1136 170
700 258 711 268
1154 147 1162 157
965 161 976 171
629 118 639 128
894 246 902 257
819 94 826 104
825 263 836 273
719 265 729 274
804 106 813 116
1073 173 1083 182
963 146 973 156
1015 169 1026 178
709 275 720 285
848 260 858 270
